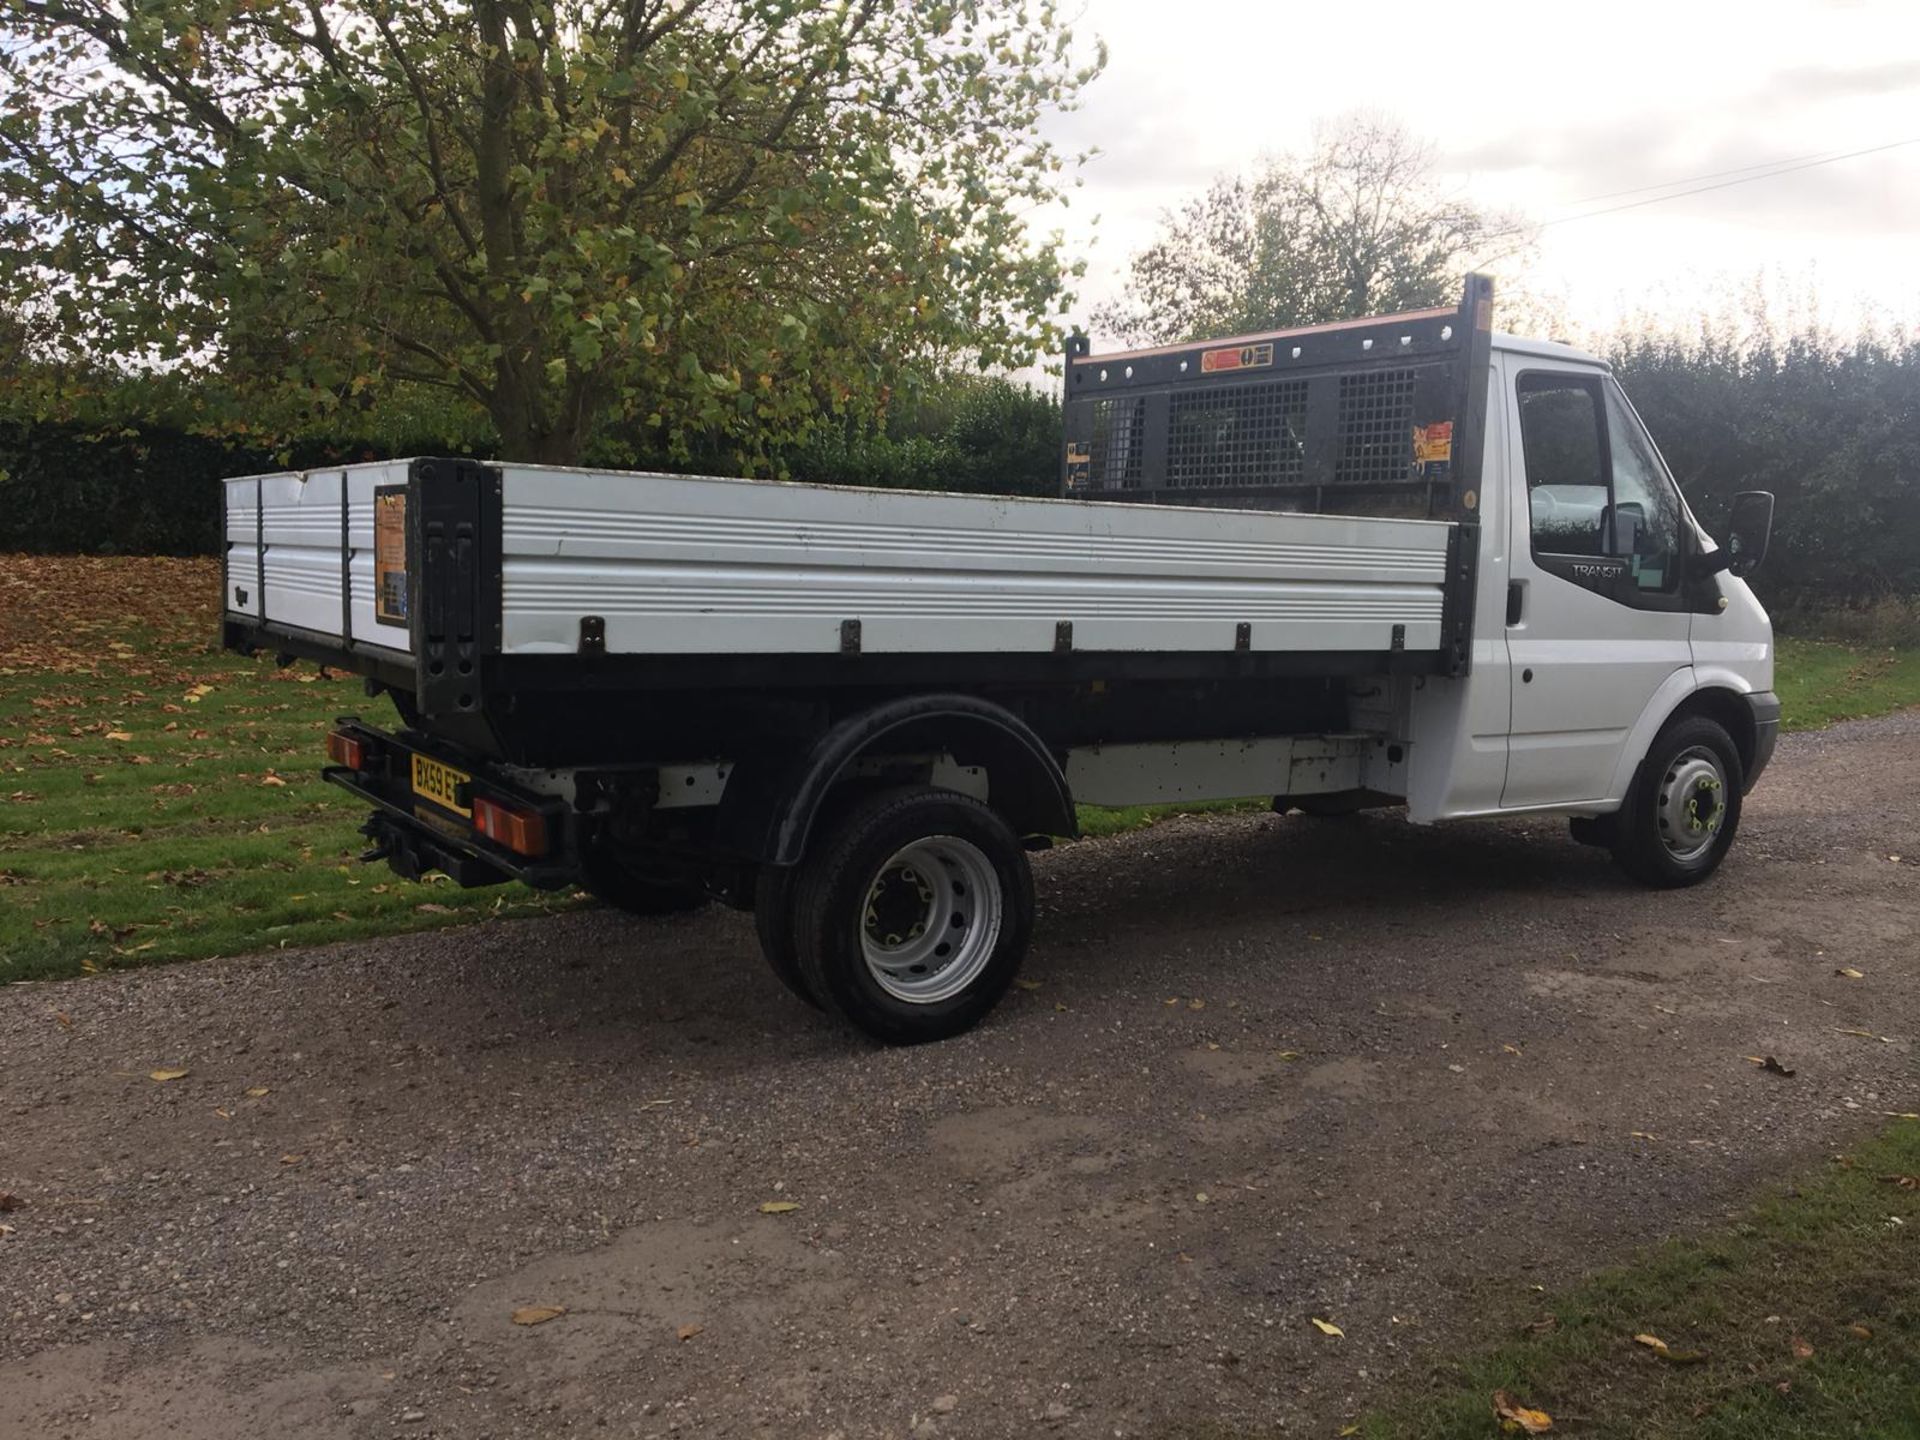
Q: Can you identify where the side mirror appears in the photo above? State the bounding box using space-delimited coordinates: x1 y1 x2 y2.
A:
1724 490 1774 578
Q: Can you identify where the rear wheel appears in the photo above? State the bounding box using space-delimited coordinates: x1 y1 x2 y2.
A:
1609 715 1744 887
790 787 1033 1045
752 865 823 1009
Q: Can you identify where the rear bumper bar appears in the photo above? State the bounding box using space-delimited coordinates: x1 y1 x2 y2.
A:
322 720 579 889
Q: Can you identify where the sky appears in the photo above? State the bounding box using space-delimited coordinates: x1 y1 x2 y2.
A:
1038 0 1920 346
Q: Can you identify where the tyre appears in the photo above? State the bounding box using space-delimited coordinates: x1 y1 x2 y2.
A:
752 865 823 1009
579 845 709 916
1609 715 1744 888
790 786 1033 1045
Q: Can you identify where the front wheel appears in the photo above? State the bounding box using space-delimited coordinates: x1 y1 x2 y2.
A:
791 787 1033 1045
1609 715 1744 888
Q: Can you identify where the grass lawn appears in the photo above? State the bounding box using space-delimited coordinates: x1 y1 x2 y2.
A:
4 554 1917 986
1774 636 1920 731
1332 1119 1920 1440
0 556 588 985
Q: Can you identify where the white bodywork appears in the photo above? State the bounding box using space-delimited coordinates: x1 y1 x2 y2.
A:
225 465 1453 661
220 334 1773 826
225 460 415 654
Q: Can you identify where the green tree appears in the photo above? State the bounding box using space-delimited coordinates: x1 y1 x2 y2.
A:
1096 116 1518 346
0 0 1101 464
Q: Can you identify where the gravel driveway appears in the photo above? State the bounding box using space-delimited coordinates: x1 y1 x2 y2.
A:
4 714 1916 1439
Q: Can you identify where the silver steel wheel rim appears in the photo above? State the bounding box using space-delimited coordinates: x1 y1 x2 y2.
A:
1656 746 1727 860
859 835 1002 1005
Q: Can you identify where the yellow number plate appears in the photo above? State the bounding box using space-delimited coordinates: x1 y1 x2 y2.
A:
411 754 471 817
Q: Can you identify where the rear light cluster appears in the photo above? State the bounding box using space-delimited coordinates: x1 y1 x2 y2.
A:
327 727 548 860
325 729 368 770
473 795 549 858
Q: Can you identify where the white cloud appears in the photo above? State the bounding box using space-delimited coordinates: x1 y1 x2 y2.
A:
1041 0 1920 340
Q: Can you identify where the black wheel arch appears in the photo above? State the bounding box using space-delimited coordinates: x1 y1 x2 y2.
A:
714 693 1077 866
1659 685 1761 783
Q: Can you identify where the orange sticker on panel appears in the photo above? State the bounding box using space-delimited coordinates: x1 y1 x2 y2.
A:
1413 421 1454 465
1200 342 1275 375
373 487 409 626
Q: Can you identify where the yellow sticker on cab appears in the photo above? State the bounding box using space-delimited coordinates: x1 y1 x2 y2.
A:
411 753 471 817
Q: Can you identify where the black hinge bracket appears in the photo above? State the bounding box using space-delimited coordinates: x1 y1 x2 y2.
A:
1235 621 1252 652
840 619 862 654
579 615 605 655
1054 620 1073 652
411 457 503 717
1391 623 1406 652
1436 521 1479 677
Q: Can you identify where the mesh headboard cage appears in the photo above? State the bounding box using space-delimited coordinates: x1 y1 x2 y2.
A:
1062 277 1494 521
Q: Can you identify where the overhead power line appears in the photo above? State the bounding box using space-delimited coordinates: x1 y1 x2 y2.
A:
1558 145 1858 206
1485 135 1920 241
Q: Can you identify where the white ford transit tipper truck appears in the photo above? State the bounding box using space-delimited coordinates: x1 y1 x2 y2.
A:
221 277 1779 1044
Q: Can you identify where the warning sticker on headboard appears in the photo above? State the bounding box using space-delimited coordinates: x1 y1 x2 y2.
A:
373 486 409 626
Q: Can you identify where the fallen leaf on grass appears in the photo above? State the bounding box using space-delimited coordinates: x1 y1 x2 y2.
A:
511 1305 566 1326
415 903 454 914
676 1322 704 1342
1310 1317 1344 1337
259 773 287 787
758 1201 800 1214
1790 1335 1815 1360
104 730 133 742
1745 1055 1795 1077
1848 1322 1874 1339
1634 1332 1706 1363
148 1068 189 1082
1883 1175 1920 1190
1491 1390 1553 1434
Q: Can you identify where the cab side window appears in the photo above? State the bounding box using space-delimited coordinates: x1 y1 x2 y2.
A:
1518 378 1607 557
1518 372 1686 597
1602 382 1683 593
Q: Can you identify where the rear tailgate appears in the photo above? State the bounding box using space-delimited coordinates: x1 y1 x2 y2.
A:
223 458 476 700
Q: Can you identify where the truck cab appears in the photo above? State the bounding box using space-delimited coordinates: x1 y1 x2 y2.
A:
1404 332 1777 837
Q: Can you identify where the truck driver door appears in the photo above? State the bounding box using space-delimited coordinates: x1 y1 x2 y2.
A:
1501 360 1694 808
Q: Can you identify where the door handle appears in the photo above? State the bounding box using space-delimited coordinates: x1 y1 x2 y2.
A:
1506 581 1524 626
